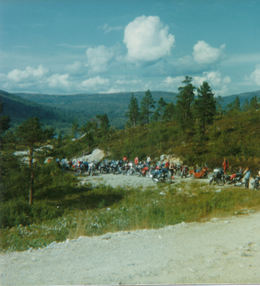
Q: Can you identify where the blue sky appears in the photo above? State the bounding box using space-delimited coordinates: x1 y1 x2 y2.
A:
0 0 260 96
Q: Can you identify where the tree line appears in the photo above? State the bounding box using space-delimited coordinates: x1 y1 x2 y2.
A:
125 76 259 136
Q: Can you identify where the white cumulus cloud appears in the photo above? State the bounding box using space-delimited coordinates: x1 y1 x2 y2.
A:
249 66 260 86
163 72 231 96
193 41 225 64
193 71 231 95
193 71 230 88
163 76 183 87
123 15 175 62
66 61 83 73
86 45 114 73
47 74 70 88
7 65 48 82
81 76 109 89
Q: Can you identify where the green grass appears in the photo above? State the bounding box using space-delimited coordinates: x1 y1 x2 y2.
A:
1 180 260 252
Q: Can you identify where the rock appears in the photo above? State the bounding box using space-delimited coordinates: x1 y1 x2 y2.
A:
74 148 105 163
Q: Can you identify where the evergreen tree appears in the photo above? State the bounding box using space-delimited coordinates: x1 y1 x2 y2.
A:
16 117 53 205
242 98 250 111
71 120 79 138
162 103 175 121
152 97 167 122
234 96 241 111
81 120 98 147
194 81 216 136
227 96 241 112
176 76 195 130
126 94 139 127
96 113 110 134
0 102 10 137
140 90 155 124
249 96 259 110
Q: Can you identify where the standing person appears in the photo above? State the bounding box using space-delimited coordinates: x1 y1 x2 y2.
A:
134 156 139 165
123 156 128 163
146 156 151 166
243 167 251 188
222 157 229 174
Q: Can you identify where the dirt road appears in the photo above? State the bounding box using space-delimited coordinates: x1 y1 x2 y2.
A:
1 174 259 285
1 211 260 285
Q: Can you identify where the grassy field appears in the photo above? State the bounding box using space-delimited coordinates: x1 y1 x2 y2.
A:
1 179 260 252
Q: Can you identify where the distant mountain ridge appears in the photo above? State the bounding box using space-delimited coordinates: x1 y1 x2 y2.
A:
1 89 259 130
8 90 178 128
0 90 74 131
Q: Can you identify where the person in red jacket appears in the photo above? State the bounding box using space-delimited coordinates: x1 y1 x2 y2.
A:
222 157 229 174
134 156 139 165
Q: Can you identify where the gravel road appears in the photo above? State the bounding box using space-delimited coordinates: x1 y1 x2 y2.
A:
1 175 260 285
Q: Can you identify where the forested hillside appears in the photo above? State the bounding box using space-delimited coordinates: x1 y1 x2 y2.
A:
101 82 260 170
0 90 73 131
1 88 260 130
13 91 177 128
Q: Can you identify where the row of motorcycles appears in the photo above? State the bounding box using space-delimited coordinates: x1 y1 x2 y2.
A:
60 157 259 188
70 159 190 183
209 168 260 189
93 160 176 183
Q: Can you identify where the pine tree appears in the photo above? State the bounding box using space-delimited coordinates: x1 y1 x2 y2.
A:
152 97 167 122
96 114 110 133
249 96 259 110
81 120 98 147
16 117 53 205
140 90 155 125
126 94 139 127
242 98 250 111
162 103 176 121
176 76 195 130
0 102 10 137
234 96 241 111
195 81 216 136
227 96 241 112
71 120 79 138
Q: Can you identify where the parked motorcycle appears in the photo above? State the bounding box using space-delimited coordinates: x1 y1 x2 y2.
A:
252 176 259 190
224 172 243 185
191 167 208 179
209 168 225 185
87 161 99 176
181 165 189 178
98 160 110 174
152 168 173 183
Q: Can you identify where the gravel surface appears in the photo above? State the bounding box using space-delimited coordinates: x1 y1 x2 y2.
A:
79 173 159 189
1 174 259 285
1 212 260 285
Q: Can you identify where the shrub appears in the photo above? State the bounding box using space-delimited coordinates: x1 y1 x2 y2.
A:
31 201 64 222
0 200 32 228
0 200 64 228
